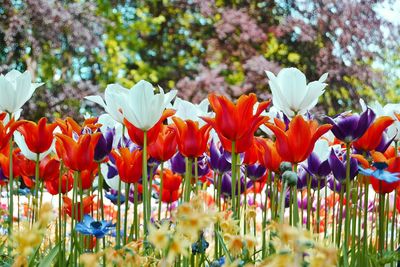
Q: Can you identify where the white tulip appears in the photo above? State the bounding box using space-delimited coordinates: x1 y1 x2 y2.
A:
259 106 283 136
169 97 211 126
360 99 400 141
121 80 177 131
0 70 43 114
85 83 129 123
265 68 328 117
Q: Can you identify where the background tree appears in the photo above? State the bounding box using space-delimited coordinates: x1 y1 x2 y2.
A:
0 0 398 119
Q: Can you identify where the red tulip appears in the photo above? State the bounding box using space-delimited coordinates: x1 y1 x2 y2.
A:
45 170 73 195
172 117 211 158
202 93 270 153
55 133 101 171
0 118 26 150
63 195 95 221
124 109 175 147
17 117 57 154
266 115 332 163
111 147 143 184
148 124 177 162
353 116 394 152
155 169 182 203
258 138 283 173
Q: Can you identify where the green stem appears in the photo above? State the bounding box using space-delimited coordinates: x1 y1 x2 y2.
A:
194 158 199 194
8 136 13 254
292 164 299 226
158 162 164 221
279 180 288 224
378 188 385 258
343 142 351 266
362 181 369 264
58 161 64 266
116 175 122 248
123 183 129 245
231 142 237 217
184 157 193 202
306 174 312 230
142 131 149 236
134 182 139 240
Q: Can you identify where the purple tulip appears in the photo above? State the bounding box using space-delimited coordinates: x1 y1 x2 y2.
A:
209 140 231 173
306 152 331 177
328 149 358 182
128 184 143 203
375 132 396 153
246 164 266 181
325 108 375 143
171 153 210 176
297 167 326 190
94 128 115 162
220 172 248 197
327 176 343 192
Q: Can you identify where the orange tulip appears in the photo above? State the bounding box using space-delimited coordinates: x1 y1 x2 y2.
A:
111 147 143 184
243 138 263 165
202 93 270 153
124 109 175 147
353 116 394 152
155 169 182 203
258 138 283 173
172 117 211 158
45 170 73 195
0 148 23 179
55 117 100 136
266 115 332 163
17 117 57 154
63 195 95 221
148 124 177 162
39 156 61 182
55 133 101 171
0 118 26 150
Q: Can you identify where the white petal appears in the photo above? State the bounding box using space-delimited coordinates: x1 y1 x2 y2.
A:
4 69 22 81
0 76 17 113
85 95 107 109
313 139 330 161
318 72 329 82
276 68 308 111
298 80 326 112
359 98 367 112
14 132 37 161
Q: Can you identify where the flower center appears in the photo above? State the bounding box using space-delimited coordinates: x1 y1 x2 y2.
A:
90 221 102 229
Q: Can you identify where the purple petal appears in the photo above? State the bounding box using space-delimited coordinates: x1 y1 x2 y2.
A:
328 149 346 181
318 160 331 177
354 108 375 140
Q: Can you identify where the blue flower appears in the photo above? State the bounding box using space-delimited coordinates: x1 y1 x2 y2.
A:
358 162 400 183
75 215 115 238
105 189 126 205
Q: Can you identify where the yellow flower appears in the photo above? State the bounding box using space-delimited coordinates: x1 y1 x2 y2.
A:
246 205 257 220
80 253 99 267
225 234 243 257
148 222 171 250
244 235 257 251
166 236 190 263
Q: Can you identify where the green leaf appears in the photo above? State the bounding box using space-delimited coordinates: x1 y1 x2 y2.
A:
38 244 60 267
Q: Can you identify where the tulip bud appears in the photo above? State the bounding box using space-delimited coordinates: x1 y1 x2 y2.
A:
282 170 298 186
280 161 292 173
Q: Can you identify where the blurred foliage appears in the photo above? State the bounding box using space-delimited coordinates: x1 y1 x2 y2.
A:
0 0 399 120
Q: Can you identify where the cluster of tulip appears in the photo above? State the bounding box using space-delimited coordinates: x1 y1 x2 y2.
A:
1 68 400 266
